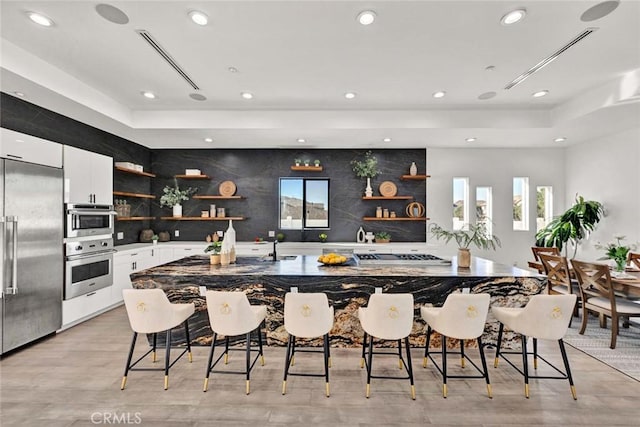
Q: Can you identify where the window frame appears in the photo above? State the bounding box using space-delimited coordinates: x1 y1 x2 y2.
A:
279 177 330 230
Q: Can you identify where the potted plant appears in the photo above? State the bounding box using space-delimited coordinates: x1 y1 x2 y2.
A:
351 150 380 197
160 181 196 217
319 232 328 243
151 234 159 245
294 158 301 166
304 159 310 167
374 231 391 243
204 241 222 265
314 159 321 167
595 235 637 272
429 222 501 268
535 194 604 258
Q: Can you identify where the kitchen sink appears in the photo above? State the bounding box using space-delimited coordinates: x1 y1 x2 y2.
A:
259 255 298 262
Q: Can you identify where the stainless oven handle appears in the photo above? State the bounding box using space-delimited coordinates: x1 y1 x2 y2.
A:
68 209 117 216
66 249 117 261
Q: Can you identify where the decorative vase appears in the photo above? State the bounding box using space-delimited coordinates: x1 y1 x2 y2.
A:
226 220 236 263
356 226 365 243
615 258 626 272
458 248 471 268
152 240 158 245
365 177 373 198
410 162 417 176
209 254 221 265
172 204 182 217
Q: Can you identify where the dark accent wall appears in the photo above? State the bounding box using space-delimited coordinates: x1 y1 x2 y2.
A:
151 149 426 242
1 93 427 244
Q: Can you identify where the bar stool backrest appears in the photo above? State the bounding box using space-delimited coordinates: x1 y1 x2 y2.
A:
206 291 256 336
359 293 414 340
505 294 577 340
436 293 490 339
123 289 181 334
284 292 334 338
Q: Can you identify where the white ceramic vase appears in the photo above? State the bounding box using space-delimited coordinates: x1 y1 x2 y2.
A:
365 177 373 198
410 162 418 176
172 204 182 217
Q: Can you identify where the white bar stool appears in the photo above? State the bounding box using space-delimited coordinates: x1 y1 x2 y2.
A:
493 294 578 400
203 291 267 394
121 289 195 390
421 293 492 398
282 292 334 397
358 293 416 400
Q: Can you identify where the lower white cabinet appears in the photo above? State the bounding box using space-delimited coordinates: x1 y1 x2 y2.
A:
62 286 113 327
112 250 153 305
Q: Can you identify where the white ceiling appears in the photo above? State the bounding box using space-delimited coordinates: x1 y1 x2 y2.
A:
1 0 639 149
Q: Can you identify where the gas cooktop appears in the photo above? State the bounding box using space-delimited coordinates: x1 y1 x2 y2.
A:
353 253 450 265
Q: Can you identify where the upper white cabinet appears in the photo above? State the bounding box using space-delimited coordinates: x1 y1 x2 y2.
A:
63 145 113 204
1 128 62 168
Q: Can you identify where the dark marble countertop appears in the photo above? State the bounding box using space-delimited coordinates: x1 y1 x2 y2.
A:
133 254 538 278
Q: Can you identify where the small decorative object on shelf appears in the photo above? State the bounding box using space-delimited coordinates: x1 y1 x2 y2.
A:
405 201 425 218
160 180 196 217
374 231 391 243
201 210 209 218
319 232 328 243
226 220 237 263
379 181 397 197
351 150 380 198
217 207 226 218
383 208 389 218
376 206 383 218
356 226 365 243
314 159 321 167
294 158 301 166
365 232 375 244
209 204 216 217
158 231 170 242
390 211 396 218
409 162 418 176
304 159 310 167
151 234 159 245
218 180 237 197
185 169 201 176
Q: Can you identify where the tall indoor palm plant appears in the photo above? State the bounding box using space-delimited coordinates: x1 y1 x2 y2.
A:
535 194 604 258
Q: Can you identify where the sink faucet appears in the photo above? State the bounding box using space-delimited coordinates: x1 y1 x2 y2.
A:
269 239 278 261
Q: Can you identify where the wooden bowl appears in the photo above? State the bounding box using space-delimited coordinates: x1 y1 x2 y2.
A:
219 180 237 196
379 181 397 197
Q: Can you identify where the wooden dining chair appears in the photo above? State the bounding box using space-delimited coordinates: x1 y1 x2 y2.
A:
627 252 640 269
528 246 560 274
570 259 640 349
539 254 580 322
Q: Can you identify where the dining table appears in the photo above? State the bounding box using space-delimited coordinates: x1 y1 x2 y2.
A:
610 268 640 298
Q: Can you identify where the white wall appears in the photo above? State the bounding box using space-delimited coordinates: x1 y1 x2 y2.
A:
564 128 640 262
427 148 566 267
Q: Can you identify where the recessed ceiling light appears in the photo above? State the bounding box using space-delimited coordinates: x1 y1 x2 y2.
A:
344 92 357 99
554 137 567 143
27 12 54 27
478 91 497 100
581 1 620 22
532 90 549 98
485 65 496 71
500 8 526 25
383 138 392 143
432 91 446 99
13 91 25 97
297 138 306 143
141 91 156 99
204 138 214 143
465 137 477 142
188 10 209 26
95 4 129 25
241 92 253 99
228 66 238 73
357 10 377 25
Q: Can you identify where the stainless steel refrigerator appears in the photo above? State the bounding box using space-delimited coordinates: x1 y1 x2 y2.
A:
1 158 63 354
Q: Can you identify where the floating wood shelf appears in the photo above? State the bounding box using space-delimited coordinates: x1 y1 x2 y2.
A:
362 217 429 221
115 166 156 177
113 191 156 199
160 216 245 221
400 174 430 180
116 217 155 221
290 165 323 171
174 174 210 179
362 196 413 200
192 195 245 200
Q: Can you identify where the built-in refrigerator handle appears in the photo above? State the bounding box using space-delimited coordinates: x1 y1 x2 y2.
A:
0 216 4 299
5 216 18 295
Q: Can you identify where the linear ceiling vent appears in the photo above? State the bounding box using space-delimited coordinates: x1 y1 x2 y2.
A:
136 29 200 90
504 27 599 90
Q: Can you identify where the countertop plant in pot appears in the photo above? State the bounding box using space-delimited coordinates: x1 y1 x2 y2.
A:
429 223 500 268
374 231 391 243
535 194 604 258
160 181 196 217
351 150 380 198
205 241 222 265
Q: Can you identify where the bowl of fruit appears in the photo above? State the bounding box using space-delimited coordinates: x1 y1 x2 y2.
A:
317 252 349 266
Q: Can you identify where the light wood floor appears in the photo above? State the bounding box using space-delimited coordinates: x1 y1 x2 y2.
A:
2 305 639 426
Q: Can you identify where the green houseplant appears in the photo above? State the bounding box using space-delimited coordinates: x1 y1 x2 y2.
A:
204 241 222 265
429 222 501 268
160 181 196 217
374 231 391 243
535 194 604 258
351 150 380 197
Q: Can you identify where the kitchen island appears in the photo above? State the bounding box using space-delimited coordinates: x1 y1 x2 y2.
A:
130 254 545 348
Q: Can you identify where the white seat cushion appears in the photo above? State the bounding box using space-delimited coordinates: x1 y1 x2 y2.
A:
421 293 490 340
586 297 640 315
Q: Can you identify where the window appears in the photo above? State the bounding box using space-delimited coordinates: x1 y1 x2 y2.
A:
536 186 553 232
476 186 493 235
453 177 469 230
513 177 529 230
279 178 329 229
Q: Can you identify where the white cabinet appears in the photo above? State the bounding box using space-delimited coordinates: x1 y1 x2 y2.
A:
157 247 177 264
62 286 113 327
63 145 113 204
112 250 153 305
174 246 202 259
236 243 272 257
1 128 62 168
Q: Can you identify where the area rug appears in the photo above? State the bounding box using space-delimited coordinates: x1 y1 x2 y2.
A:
564 315 640 381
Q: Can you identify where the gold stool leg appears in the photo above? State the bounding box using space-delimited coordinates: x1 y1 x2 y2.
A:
442 384 447 398
494 357 499 368
261 355 265 366
152 351 157 363
411 385 416 400
325 382 330 397
365 383 370 398
203 378 209 392
360 358 365 369
188 351 193 363
571 385 577 400
164 375 169 390
282 380 287 395
224 353 229 364
487 384 493 399
246 380 251 395
328 357 332 368
525 384 530 398
398 358 403 369
423 357 427 368
120 376 127 390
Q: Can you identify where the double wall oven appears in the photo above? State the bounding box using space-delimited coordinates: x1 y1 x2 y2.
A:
64 204 116 300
